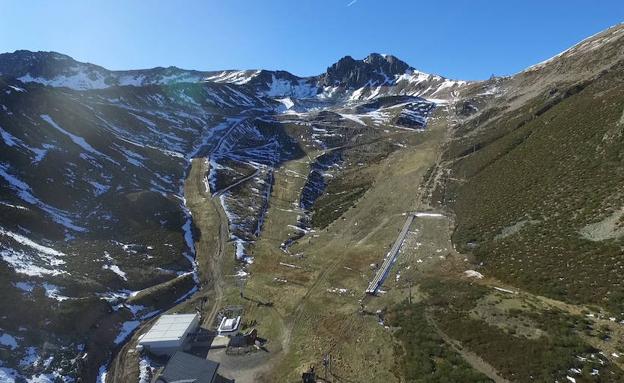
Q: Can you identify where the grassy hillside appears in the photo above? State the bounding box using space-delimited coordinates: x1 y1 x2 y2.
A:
447 61 624 314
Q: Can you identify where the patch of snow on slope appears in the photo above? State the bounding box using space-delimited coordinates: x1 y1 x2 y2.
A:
339 113 366 125
138 355 154 383
18 71 109 90
180 206 199 284
102 264 128 280
19 346 39 367
42 283 71 301
0 163 86 231
0 367 19 382
428 79 466 98
0 201 28 210
0 332 18 349
89 181 110 196
0 228 67 276
414 212 445 217
97 365 108 383
114 320 140 344
464 270 484 279
395 69 431 84
0 126 50 163
262 75 317 98
152 73 202 85
116 74 146 86
0 228 64 257
204 70 261 85
40 114 115 163
8 85 26 92
276 97 295 111
0 126 20 147
14 281 34 292
0 248 65 276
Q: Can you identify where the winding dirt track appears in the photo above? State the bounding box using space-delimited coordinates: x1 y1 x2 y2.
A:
106 157 228 383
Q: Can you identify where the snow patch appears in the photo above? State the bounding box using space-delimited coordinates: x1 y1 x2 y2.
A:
114 320 140 344
464 270 484 279
102 264 128 280
0 332 18 349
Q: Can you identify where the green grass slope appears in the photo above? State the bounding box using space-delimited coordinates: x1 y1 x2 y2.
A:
448 61 624 314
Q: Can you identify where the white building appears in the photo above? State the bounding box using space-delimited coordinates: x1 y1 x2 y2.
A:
137 313 199 355
217 316 241 336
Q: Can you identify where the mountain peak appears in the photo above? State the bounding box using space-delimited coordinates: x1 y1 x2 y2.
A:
321 53 412 89
363 53 409 68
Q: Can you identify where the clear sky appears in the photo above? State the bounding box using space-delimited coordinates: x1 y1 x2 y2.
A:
1 1 623 80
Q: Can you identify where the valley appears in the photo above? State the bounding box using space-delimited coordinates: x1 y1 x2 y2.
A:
1 23 624 383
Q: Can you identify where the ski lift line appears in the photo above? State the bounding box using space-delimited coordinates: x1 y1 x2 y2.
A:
365 213 415 294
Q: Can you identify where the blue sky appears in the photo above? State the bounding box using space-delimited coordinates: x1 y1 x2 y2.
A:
1 1 623 80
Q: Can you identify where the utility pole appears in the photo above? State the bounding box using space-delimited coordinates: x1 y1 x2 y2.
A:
236 276 246 299
322 353 331 381
330 353 332 379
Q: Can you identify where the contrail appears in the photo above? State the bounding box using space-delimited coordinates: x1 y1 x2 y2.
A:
347 0 358 6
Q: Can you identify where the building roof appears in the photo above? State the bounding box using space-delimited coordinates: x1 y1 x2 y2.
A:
223 318 236 329
217 316 240 333
140 313 198 344
228 335 248 348
157 351 219 383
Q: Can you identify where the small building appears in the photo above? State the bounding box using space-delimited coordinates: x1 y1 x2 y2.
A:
217 316 240 336
155 351 219 383
137 313 199 356
302 365 316 383
228 329 257 348
226 329 260 355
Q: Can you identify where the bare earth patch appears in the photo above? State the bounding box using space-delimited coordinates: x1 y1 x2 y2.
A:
494 219 540 240
580 208 624 241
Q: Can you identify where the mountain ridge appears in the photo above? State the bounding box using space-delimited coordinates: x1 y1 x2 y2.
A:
0 49 466 100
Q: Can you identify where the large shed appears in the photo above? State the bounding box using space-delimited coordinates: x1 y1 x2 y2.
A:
138 313 199 355
155 351 220 383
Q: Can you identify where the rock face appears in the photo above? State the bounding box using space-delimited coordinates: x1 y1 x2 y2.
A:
320 53 411 88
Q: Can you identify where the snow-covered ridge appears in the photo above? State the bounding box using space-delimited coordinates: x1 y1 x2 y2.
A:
0 51 207 90
344 69 467 101
17 71 110 90
16 68 206 91
2 50 469 100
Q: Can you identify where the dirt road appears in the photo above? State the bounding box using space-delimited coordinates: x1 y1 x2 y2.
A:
106 157 229 382
426 311 512 383
185 158 229 327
